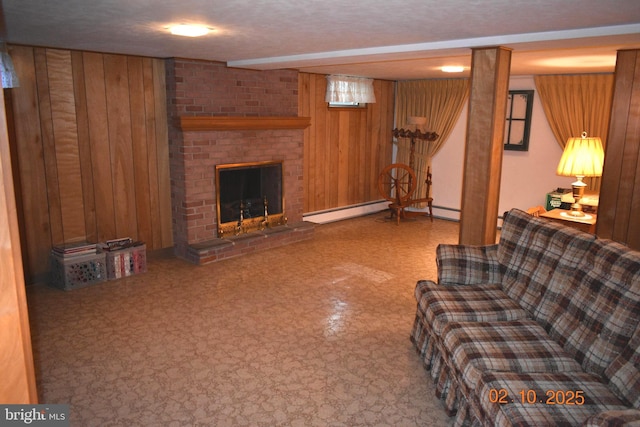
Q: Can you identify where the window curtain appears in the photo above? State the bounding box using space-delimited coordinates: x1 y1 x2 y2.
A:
534 74 614 190
325 75 376 103
394 78 469 203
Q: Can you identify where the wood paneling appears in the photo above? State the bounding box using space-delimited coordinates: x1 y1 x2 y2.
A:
9 46 51 280
152 59 173 248
71 51 98 244
7 46 173 282
298 73 394 213
47 49 86 243
128 56 152 250
83 51 117 242
597 49 640 249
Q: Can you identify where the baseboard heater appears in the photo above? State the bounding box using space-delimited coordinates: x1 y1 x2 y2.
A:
303 200 388 224
304 201 467 224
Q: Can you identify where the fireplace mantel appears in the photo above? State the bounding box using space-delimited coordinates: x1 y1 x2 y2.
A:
178 116 311 131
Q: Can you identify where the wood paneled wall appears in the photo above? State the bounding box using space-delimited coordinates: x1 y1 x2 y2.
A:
298 73 395 213
597 49 640 249
6 46 172 282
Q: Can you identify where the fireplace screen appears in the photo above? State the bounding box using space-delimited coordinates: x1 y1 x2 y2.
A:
215 161 285 237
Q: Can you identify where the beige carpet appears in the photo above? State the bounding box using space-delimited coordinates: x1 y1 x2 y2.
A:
27 211 460 426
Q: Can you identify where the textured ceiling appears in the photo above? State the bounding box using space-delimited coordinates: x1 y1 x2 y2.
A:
2 0 640 80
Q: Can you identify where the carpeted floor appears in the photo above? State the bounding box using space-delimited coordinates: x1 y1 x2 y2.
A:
27 211 460 426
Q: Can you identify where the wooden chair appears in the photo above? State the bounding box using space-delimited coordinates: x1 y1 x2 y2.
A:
526 205 547 217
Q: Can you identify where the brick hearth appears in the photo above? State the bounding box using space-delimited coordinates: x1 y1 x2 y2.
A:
165 58 313 264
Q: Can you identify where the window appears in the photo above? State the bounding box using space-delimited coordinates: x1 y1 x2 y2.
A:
504 90 534 151
327 101 366 108
325 75 376 106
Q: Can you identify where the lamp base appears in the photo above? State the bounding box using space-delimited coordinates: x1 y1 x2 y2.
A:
567 207 585 217
569 177 587 217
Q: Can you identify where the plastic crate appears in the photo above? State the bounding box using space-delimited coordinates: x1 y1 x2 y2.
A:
50 252 107 290
104 244 147 280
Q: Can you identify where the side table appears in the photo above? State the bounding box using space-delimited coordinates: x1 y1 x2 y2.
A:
540 209 597 234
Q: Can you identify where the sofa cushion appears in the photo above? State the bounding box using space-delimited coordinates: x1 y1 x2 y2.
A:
442 320 583 396
497 208 596 315
537 239 640 379
478 371 629 427
415 280 529 336
605 324 640 408
437 243 503 286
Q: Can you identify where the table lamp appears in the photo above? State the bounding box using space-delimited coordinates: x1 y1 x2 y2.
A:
556 132 604 217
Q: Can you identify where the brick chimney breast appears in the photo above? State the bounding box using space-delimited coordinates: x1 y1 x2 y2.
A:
165 58 311 263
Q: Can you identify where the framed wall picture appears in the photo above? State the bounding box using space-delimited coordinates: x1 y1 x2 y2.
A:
504 90 534 151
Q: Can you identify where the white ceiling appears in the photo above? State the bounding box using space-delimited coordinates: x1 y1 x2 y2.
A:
2 0 640 80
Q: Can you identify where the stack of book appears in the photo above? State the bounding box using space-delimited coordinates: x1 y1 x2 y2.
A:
52 242 97 258
98 238 146 279
98 237 144 252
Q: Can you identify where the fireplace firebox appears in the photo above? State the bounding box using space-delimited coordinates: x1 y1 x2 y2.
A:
215 161 286 237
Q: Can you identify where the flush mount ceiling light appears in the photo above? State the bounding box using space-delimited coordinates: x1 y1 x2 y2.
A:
441 65 465 73
169 24 210 37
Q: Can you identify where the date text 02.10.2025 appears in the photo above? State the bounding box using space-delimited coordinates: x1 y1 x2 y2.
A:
488 389 586 405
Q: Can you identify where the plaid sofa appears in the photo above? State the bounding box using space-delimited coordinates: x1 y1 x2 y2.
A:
410 208 640 426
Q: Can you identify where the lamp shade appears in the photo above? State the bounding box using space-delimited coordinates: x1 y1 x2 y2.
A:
556 132 604 177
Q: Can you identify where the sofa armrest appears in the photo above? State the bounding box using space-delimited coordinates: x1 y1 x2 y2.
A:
583 409 640 426
436 243 503 285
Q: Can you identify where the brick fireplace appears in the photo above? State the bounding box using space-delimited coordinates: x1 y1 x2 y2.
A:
165 58 313 264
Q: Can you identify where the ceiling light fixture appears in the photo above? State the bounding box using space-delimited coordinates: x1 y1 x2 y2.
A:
441 65 465 73
169 24 210 37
